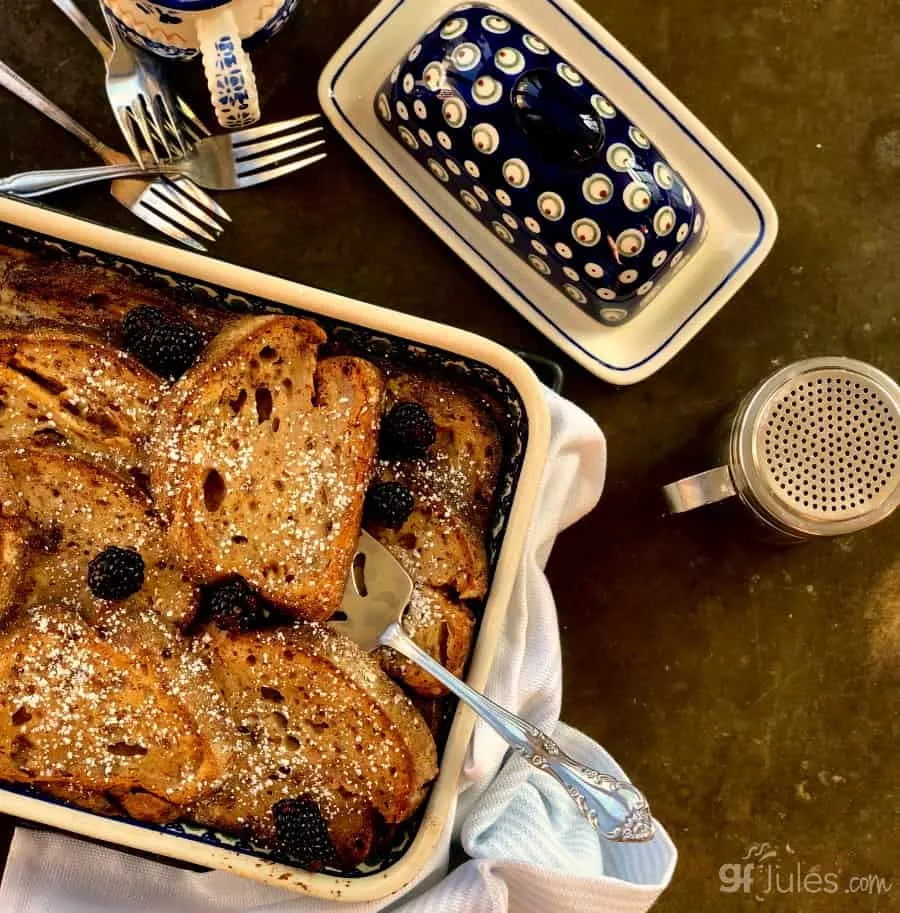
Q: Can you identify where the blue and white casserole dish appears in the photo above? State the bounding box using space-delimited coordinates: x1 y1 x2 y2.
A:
375 3 706 327
0 195 550 903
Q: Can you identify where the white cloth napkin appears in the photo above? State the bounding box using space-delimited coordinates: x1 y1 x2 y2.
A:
0 390 677 913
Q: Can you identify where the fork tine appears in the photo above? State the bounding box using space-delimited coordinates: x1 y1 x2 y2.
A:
157 94 187 156
151 180 224 235
235 140 327 176
130 199 206 251
232 126 324 160
114 106 147 168
130 101 160 164
176 96 212 138
236 152 327 189
142 93 174 160
179 120 204 145
168 174 232 222
141 186 217 242
229 114 321 145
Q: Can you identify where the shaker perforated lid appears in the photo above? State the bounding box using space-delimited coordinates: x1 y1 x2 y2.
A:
731 358 900 537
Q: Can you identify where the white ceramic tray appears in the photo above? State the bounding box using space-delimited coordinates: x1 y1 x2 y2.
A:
319 0 778 384
0 195 550 903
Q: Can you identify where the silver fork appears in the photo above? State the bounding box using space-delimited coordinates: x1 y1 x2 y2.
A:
97 3 185 165
0 59 228 250
0 116 327 194
51 0 211 154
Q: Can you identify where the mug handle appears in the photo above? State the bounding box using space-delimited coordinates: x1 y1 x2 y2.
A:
663 465 736 513
195 5 260 129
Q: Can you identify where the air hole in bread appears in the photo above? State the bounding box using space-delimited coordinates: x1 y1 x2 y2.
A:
11 707 31 726
284 735 300 750
229 389 247 414
281 378 293 397
269 711 287 730
246 654 257 666
107 742 148 757
230 439 240 451
398 533 417 550
272 418 281 433
203 469 226 512
260 686 284 703
259 346 278 361
255 387 273 423
285 574 295 583
232 535 248 545
309 720 329 732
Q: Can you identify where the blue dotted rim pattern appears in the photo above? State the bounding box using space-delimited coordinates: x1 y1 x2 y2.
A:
328 0 769 372
375 4 706 328
0 216 529 877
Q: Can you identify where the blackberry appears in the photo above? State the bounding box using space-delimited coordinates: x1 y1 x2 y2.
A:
203 577 267 632
272 798 335 867
122 305 202 379
379 402 436 459
364 482 414 529
87 547 145 600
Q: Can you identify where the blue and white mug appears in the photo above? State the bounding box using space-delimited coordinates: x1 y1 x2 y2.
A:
102 0 300 128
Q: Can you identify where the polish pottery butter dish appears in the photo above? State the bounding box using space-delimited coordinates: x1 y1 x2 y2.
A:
320 0 777 383
375 5 706 329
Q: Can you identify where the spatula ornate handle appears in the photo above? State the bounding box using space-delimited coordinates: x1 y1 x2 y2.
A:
379 623 655 843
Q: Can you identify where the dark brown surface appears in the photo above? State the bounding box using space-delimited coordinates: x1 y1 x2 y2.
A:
1 0 899 908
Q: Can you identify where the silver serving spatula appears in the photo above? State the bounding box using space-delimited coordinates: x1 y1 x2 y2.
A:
333 532 656 844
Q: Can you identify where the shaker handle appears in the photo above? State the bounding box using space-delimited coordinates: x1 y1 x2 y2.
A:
195 6 260 129
663 465 736 513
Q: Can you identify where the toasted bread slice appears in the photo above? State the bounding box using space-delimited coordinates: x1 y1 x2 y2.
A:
0 445 197 626
192 622 438 866
380 369 502 526
152 316 384 620
0 607 216 807
378 586 475 697
0 254 223 340
94 603 234 793
0 327 162 474
369 504 489 600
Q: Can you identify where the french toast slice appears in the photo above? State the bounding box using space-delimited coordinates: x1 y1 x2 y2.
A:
378 586 475 698
379 369 502 526
192 622 438 866
368 370 501 694
0 607 217 809
0 327 163 474
0 252 223 340
0 445 197 627
369 505 489 600
152 316 384 621
93 603 234 794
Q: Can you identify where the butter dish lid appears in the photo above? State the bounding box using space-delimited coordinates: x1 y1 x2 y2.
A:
319 0 778 384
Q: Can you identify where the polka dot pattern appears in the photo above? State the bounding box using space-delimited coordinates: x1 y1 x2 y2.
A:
377 5 706 327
